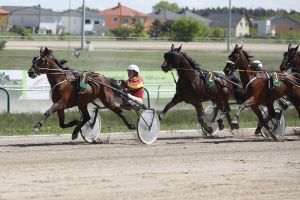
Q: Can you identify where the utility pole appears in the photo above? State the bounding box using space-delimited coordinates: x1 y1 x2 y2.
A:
81 0 86 50
227 0 232 52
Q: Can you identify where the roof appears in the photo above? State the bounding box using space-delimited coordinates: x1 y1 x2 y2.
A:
99 2 146 17
182 10 212 25
1 6 59 16
0 8 10 14
270 17 300 26
207 13 248 28
61 10 103 18
148 9 182 21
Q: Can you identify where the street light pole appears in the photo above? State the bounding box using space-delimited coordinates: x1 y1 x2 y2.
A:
227 0 232 52
81 0 86 50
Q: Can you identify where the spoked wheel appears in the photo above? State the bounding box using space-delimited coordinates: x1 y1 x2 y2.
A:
80 109 101 143
202 105 219 135
261 108 286 139
137 110 160 144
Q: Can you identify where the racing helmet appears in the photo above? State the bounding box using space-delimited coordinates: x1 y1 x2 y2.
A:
127 64 140 73
251 60 263 70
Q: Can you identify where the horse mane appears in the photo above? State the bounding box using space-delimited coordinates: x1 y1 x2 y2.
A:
47 49 71 70
241 49 252 63
181 52 201 70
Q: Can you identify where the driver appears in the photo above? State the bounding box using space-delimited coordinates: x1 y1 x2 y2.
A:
120 64 144 107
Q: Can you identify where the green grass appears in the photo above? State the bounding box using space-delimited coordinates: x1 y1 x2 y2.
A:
0 49 284 71
0 109 299 136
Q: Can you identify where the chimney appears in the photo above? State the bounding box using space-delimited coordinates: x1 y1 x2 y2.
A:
118 2 121 7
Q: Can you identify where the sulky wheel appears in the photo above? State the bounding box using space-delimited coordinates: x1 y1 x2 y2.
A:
80 109 101 143
137 110 160 144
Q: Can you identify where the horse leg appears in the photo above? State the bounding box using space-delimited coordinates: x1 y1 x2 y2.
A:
72 104 91 140
194 102 213 134
33 101 64 132
231 96 256 126
57 109 79 128
265 103 278 141
159 93 183 121
251 105 276 141
110 107 136 130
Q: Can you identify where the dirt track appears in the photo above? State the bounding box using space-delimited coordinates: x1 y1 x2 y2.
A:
0 130 300 200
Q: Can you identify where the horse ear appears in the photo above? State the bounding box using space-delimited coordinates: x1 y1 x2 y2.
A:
178 44 182 52
295 45 299 51
240 44 243 49
171 44 174 50
288 43 291 50
44 47 50 56
40 47 44 53
234 44 238 49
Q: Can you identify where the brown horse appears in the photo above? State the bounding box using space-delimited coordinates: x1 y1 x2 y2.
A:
159 44 238 134
223 44 300 140
280 44 300 73
28 47 135 140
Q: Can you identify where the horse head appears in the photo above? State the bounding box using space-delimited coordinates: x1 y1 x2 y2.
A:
161 44 182 72
28 47 68 79
223 44 252 76
279 44 299 72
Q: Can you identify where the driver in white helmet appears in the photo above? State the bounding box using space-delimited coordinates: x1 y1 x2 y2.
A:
250 60 263 71
120 64 144 107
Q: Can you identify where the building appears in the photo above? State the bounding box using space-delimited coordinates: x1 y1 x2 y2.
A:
99 2 147 32
60 10 105 35
252 19 275 37
1 5 63 34
0 8 10 31
270 17 300 35
207 13 251 37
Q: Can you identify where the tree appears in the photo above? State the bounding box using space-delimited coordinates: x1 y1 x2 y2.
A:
171 17 208 41
153 0 181 13
132 20 147 37
209 27 224 38
112 27 132 39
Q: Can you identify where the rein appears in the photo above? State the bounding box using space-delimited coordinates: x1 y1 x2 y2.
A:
168 67 244 90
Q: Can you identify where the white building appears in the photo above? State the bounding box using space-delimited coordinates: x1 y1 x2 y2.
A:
60 10 105 36
252 19 275 37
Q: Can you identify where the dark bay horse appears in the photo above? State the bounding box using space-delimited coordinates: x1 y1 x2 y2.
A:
280 44 300 73
159 44 238 134
28 47 135 140
223 44 300 140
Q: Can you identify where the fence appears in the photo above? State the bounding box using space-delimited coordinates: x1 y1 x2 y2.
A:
0 83 176 113
1 35 299 44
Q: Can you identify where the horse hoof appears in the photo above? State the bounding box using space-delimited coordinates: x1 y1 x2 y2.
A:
72 133 78 140
217 119 224 130
269 132 278 142
205 127 213 134
129 124 136 130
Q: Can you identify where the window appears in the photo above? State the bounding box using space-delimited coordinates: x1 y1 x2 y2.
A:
85 19 91 24
289 27 293 31
94 21 99 24
240 22 243 26
122 18 128 24
113 17 118 22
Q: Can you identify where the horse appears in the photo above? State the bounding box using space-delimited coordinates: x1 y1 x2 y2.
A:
28 47 136 140
280 44 300 74
223 44 300 141
159 44 239 134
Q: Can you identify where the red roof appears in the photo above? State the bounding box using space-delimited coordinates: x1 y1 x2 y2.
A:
0 8 10 14
99 2 146 17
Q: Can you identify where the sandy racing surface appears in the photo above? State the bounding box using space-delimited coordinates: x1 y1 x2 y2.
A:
0 129 300 200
